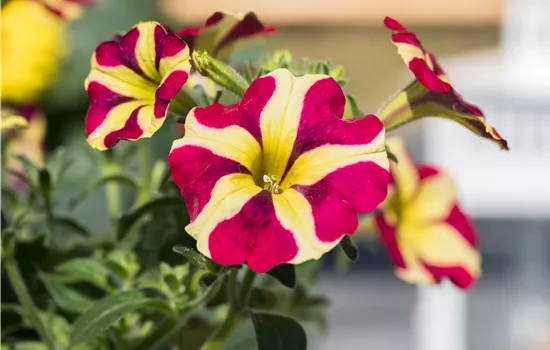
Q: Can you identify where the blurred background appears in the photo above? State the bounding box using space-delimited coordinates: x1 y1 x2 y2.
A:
9 0 550 348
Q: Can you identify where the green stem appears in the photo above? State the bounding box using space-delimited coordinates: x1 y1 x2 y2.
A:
136 141 151 206
238 268 256 309
103 156 121 219
201 269 256 350
201 308 240 350
4 257 58 349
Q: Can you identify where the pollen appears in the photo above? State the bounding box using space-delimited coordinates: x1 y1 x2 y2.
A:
263 174 282 194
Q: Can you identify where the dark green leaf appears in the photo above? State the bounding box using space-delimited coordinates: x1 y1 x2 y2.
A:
266 264 296 288
39 273 94 313
198 273 218 292
53 216 91 237
116 197 185 240
339 235 359 262
69 291 156 347
1 211 8 229
172 245 218 273
386 146 399 164
38 169 52 195
250 312 307 350
55 258 111 290
70 174 139 208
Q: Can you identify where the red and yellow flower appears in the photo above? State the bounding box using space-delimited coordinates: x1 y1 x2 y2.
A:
177 11 276 62
379 17 508 150
37 0 96 20
84 22 193 150
168 69 389 272
373 137 480 289
2 107 47 191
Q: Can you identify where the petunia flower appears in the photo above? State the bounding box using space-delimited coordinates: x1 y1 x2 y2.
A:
3 107 47 191
1 0 66 105
168 69 389 273
177 11 276 62
372 137 481 289
37 0 96 21
379 17 508 150
84 22 193 150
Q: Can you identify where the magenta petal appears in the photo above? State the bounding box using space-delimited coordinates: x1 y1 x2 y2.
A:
208 191 299 272
168 145 250 221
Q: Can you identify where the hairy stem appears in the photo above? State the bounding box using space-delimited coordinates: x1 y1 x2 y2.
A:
4 257 58 349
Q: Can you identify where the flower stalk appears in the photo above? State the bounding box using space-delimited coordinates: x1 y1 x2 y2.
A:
4 250 58 349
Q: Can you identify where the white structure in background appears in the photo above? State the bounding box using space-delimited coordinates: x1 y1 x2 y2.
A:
417 0 550 349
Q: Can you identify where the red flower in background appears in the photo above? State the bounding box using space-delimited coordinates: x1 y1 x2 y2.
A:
380 17 508 150
177 12 276 61
372 137 481 289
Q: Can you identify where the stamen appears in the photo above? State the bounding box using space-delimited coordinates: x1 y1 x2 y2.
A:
263 174 282 194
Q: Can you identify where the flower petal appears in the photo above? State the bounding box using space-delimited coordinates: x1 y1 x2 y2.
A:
380 17 508 150
384 137 419 203
208 191 299 272
177 11 275 61
384 16 451 93
377 202 480 289
84 22 191 150
405 166 457 223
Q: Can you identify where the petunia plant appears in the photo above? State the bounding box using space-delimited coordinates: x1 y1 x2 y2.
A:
1 9 509 350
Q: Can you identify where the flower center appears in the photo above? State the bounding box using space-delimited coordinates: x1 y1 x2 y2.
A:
263 174 282 194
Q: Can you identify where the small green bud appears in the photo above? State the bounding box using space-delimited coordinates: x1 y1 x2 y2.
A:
192 50 249 97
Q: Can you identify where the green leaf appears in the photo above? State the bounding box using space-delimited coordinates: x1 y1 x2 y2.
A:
116 197 185 240
1 211 8 230
38 169 52 195
53 216 91 237
339 235 359 262
69 291 157 347
39 273 94 313
70 174 139 207
343 94 363 120
13 342 49 350
266 264 296 288
1 187 18 208
250 312 307 350
172 245 219 273
55 258 111 290
386 146 399 164
243 61 254 84
198 273 218 292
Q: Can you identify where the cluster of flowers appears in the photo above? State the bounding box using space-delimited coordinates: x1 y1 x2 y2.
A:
2 2 509 290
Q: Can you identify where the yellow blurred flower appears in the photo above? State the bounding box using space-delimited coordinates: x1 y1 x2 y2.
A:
1 0 66 104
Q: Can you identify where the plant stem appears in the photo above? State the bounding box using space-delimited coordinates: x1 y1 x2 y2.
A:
103 156 121 219
201 268 257 350
136 141 151 206
201 307 240 350
238 268 256 309
4 257 58 349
